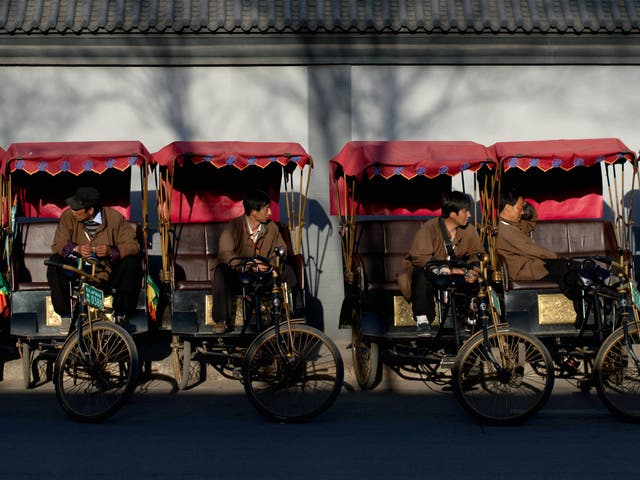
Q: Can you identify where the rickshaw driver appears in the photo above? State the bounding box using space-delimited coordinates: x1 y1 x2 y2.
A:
405 191 485 336
211 189 297 334
47 186 143 333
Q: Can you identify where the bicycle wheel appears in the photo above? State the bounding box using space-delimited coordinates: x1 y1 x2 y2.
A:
352 316 383 390
242 324 344 422
594 324 640 421
172 336 194 390
21 342 34 389
54 321 139 423
452 328 554 425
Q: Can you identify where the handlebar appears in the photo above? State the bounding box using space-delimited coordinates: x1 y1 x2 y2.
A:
228 255 274 281
44 258 102 285
425 255 485 275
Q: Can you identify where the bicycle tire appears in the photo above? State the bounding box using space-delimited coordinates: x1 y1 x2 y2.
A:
21 342 33 389
452 327 554 425
594 324 640 421
54 321 139 423
351 315 383 390
242 324 344 422
172 336 193 391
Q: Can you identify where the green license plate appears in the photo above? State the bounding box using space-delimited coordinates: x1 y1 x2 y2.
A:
85 284 104 309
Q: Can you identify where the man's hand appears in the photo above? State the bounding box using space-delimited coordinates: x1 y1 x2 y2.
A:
464 269 479 283
76 245 93 258
93 245 110 258
255 259 270 272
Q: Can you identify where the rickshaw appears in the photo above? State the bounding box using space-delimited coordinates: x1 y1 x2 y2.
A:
0 145 10 369
0 141 152 390
152 141 344 422
488 138 640 420
332 140 554 424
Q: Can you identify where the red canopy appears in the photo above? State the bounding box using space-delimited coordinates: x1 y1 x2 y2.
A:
330 141 494 217
152 141 312 223
330 141 493 181
1 141 150 220
490 138 635 220
151 141 311 172
2 141 149 176
490 138 635 172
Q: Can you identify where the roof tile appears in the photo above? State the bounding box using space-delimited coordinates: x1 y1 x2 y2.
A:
1 0 639 33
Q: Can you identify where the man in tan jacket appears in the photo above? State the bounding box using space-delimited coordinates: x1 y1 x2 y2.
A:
497 190 582 322
497 191 561 281
406 191 485 335
47 187 142 331
211 189 294 334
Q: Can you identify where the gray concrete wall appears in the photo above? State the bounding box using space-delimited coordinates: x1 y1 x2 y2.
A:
1 64 640 340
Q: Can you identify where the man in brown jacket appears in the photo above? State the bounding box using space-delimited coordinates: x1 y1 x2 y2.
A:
406 191 485 335
497 191 561 281
497 189 582 303
211 189 294 333
47 187 142 331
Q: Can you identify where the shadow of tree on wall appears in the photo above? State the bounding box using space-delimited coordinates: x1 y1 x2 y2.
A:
279 193 333 331
115 69 197 140
0 70 103 142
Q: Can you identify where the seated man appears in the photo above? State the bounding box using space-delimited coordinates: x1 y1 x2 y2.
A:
405 191 485 335
47 186 142 333
211 189 297 334
497 190 580 303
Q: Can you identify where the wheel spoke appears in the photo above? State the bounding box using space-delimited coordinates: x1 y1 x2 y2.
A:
453 330 554 424
595 326 640 419
55 322 138 422
243 325 344 422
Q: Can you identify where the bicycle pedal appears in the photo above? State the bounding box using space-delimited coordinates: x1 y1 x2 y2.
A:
439 354 456 370
232 367 243 380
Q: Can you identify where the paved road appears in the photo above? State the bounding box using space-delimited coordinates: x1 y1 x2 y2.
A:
0 350 635 480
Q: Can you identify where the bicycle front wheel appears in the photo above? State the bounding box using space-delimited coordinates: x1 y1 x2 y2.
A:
452 328 554 425
594 324 640 421
242 324 344 422
54 321 139 422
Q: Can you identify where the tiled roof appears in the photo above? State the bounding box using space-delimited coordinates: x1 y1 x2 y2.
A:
1 0 639 35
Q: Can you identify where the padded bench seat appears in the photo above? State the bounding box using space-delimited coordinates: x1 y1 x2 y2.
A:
171 223 224 291
502 219 619 291
12 221 59 291
354 219 426 292
171 221 302 291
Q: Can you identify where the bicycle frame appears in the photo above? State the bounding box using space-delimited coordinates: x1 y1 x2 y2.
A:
470 256 512 372
236 253 295 368
53 257 110 366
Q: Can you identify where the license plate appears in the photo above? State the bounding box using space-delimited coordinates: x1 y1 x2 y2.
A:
85 284 104 309
632 283 640 311
489 286 502 316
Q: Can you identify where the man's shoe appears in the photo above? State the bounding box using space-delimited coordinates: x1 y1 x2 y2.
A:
212 322 227 334
416 323 431 336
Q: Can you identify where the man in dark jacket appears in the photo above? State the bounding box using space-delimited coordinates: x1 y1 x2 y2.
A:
47 186 142 332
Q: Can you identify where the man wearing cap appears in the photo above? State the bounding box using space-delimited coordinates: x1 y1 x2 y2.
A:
47 186 142 331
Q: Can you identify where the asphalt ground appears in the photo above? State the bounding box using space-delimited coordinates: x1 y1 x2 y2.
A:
0 338 636 480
